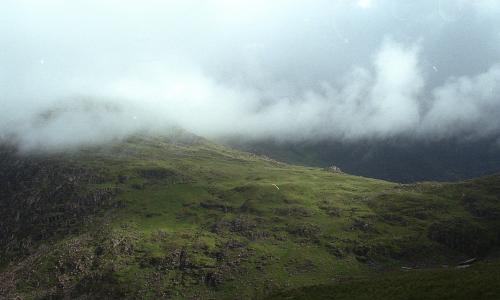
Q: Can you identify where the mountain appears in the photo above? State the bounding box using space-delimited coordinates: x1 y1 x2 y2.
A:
1 134 500 299
226 136 500 183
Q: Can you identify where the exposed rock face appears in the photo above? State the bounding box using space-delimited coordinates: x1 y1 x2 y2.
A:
325 165 343 173
0 146 119 264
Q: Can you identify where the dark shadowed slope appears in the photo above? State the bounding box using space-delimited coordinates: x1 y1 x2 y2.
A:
227 136 500 183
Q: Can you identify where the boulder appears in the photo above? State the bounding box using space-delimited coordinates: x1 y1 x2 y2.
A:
325 165 343 173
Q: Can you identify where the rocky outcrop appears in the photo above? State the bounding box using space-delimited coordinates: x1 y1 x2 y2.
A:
0 148 119 264
325 165 343 173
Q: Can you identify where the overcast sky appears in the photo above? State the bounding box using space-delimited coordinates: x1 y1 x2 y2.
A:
1 0 500 150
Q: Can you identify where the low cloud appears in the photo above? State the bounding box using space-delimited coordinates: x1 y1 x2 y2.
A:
1 1 500 151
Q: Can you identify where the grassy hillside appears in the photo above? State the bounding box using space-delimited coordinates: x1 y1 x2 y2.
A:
268 258 500 300
1 134 500 299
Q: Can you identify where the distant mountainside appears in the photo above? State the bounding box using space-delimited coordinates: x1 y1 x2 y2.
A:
226 136 500 183
1 134 500 299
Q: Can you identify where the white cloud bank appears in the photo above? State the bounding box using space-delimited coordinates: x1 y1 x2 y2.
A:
1 1 500 151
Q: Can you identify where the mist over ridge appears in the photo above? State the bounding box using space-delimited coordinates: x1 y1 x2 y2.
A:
1 0 500 151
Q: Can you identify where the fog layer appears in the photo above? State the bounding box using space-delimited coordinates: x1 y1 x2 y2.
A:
1 0 500 150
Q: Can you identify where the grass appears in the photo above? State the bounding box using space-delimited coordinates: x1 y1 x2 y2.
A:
268 258 500 300
1 133 500 299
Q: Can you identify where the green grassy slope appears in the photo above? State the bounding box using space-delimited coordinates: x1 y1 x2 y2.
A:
268 258 500 300
1 134 500 299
